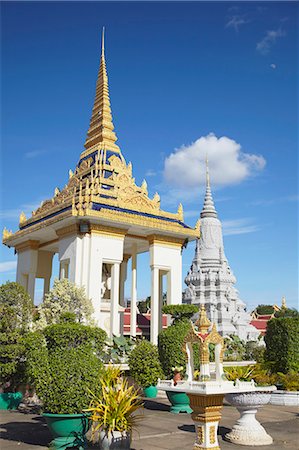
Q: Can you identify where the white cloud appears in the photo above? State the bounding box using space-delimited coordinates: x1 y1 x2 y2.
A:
270 63 276 69
163 133 266 190
222 218 259 236
145 169 157 177
0 261 17 273
256 29 285 55
0 200 44 220
25 150 46 159
226 15 249 32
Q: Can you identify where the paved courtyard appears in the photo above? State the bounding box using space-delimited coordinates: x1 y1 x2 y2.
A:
0 398 298 450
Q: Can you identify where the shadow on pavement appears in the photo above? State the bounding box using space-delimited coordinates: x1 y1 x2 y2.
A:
143 400 170 412
178 424 195 433
0 419 51 447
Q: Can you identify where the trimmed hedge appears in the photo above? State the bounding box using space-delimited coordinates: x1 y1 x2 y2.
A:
129 340 163 388
158 319 200 379
43 323 107 357
264 317 299 373
24 323 105 413
162 304 198 324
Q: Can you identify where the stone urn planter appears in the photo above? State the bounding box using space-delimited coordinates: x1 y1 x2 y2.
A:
270 390 299 406
99 431 131 450
225 387 275 446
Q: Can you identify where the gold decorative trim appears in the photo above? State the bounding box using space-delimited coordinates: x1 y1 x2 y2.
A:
90 224 127 239
56 224 79 238
209 426 216 444
147 234 185 248
15 240 40 252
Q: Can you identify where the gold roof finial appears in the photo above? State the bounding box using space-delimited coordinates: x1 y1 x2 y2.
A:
196 304 211 334
2 227 13 241
83 27 120 153
177 203 184 221
19 212 27 225
282 296 287 309
101 26 105 56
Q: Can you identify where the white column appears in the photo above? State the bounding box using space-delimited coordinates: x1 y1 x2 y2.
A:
27 273 36 301
158 271 163 333
130 244 137 338
43 277 51 297
110 262 120 338
119 258 128 335
150 266 159 345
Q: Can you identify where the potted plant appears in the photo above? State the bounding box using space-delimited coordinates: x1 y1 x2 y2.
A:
0 282 33 410
129 340 163 398
85 365 143 449
25 320 106 450
165 366 193 414
224 365 276 446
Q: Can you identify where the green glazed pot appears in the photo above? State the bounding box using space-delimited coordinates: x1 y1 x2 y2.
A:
166 391 193 414
0 392 23 410
143 385 158 398
43 413 89 450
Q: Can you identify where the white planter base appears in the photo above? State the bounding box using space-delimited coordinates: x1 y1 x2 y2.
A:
270 390 299 406
225 406 272 446
225 390 274 446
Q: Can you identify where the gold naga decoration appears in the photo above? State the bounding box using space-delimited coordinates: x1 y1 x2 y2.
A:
19 211 27 225
2 227 13 241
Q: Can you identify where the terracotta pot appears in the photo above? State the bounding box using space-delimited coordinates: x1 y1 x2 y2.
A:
173 371 182 386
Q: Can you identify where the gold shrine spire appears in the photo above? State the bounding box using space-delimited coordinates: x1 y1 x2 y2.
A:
84 27 120 152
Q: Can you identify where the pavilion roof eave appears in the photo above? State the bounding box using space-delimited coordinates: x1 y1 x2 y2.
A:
3 206 199 249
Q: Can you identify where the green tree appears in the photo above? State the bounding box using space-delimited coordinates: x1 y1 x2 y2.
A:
274 308 299 318
0 281 33 391
264 317 299 373
35 278 94 328
255 304 275 315
0 282 33 331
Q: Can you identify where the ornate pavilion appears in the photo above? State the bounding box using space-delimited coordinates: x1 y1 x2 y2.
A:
2 31 199 343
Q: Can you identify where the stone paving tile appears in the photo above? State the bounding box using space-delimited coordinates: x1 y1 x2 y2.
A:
0 399 298 450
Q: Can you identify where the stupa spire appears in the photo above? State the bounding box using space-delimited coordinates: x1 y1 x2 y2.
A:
84 27 120 152
200 155 218 219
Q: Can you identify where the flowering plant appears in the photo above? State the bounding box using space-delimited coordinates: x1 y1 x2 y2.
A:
171 366 184 373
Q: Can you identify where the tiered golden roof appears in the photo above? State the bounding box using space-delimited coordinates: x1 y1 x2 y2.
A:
2 30 200 245
84 28 120 154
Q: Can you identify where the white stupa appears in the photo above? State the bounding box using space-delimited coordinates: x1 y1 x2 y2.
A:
183 160 259 341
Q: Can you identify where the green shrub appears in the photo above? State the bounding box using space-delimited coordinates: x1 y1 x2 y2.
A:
43 323 107 357
277 371 299 391
0 282 33 331
224 335 246 361
264 317 299 373
0 281 33 391
274 308 299 318
129 340 163 388
256 304 275 315
0 307 26 391
162 304 198 324
158 319 200 379
24 324 104 413
244 340 265 362
35 278 94 328
39 348 102 414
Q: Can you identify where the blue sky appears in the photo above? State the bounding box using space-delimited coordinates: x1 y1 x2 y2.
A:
1 1 298 310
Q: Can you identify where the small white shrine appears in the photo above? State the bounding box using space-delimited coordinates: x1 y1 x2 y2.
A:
183 161 259 341
2 31 199 343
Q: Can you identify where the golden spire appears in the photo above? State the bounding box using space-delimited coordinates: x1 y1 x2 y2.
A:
84 27 120 152
282 296 287 309
196 304 211 334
